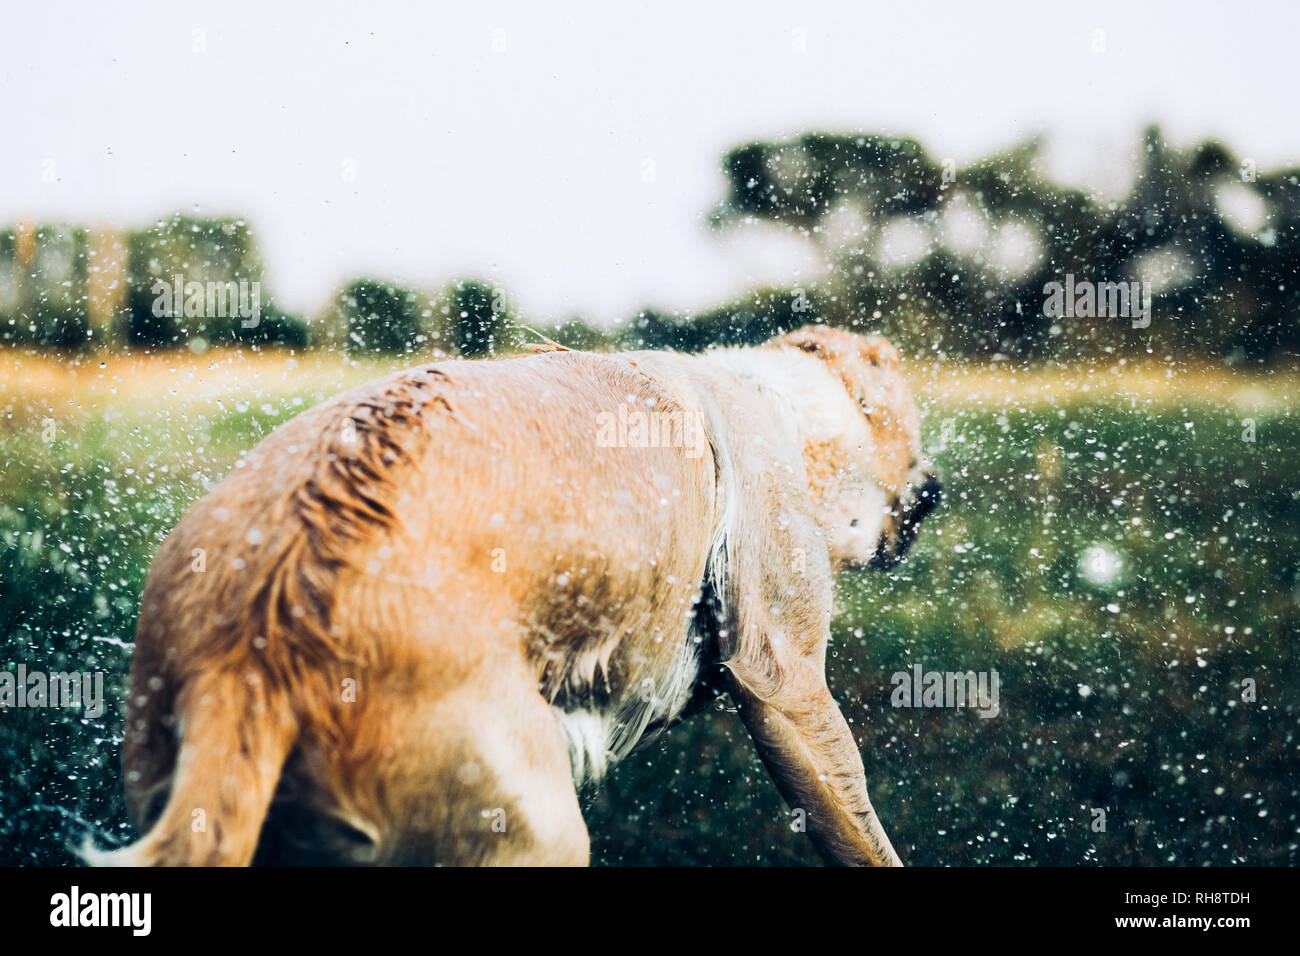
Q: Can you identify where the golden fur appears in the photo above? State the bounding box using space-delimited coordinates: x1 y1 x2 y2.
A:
86 325 939 866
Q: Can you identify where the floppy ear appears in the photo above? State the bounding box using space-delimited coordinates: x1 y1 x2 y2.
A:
774 324 839 358
772 325 917 494
859 335 901 368
777 325 899 369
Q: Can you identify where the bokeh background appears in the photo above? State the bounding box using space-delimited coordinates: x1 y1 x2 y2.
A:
1 1 1296 864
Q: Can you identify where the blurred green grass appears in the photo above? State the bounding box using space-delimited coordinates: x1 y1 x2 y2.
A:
589 403 1300 865
1 374 1297 864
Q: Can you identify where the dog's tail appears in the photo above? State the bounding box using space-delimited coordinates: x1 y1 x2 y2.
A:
82 669 297 867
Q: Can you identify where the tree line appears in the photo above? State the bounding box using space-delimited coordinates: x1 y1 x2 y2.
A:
2 126 1295 361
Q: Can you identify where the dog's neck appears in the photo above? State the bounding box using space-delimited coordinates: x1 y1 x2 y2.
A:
704 342 865 483
703 344 866 448
703 343 890 568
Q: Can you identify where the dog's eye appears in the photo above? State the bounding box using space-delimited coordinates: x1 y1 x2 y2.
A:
850 518 860 528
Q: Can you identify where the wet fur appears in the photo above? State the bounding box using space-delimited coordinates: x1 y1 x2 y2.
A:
86 326 936 866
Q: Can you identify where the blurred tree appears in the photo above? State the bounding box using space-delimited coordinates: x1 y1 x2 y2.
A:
0 224 95 348
336 278 422 354
124 214 307 349
448 278 516 357
703 127 1300 362
29 226 90 348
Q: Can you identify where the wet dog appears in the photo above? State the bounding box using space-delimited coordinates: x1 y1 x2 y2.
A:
87 324 940 866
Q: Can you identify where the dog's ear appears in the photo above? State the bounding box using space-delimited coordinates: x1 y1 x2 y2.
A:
776 325 899 369
775 324 838 357
773 326 918 494
859 335 900 368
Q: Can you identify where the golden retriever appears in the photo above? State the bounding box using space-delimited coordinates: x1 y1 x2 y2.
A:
86 324 940 866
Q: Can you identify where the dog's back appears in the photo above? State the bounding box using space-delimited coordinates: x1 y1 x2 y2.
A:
90 351 718 865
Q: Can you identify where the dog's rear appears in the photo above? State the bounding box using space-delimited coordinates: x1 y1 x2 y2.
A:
82 377 391 864
88 356 702 865
86 366 492 865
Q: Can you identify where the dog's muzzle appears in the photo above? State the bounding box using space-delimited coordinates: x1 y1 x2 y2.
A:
871 471 942 570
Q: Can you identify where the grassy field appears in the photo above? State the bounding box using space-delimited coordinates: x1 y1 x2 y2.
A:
1 348 1297 865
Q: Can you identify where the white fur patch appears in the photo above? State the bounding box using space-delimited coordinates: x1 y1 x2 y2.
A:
552 631 701 787
551 708 611 785
706 346 866 445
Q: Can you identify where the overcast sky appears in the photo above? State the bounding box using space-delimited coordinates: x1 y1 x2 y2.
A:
3 0 1297 325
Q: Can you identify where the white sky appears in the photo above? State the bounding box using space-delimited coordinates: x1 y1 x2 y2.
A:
2 0 1297 326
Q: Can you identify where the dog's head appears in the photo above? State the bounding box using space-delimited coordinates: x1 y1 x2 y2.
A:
772 324 942 571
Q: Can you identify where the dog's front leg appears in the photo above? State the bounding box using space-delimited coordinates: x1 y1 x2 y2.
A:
724 656 902 867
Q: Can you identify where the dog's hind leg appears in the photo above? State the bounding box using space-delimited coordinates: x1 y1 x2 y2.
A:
311 675 590 866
